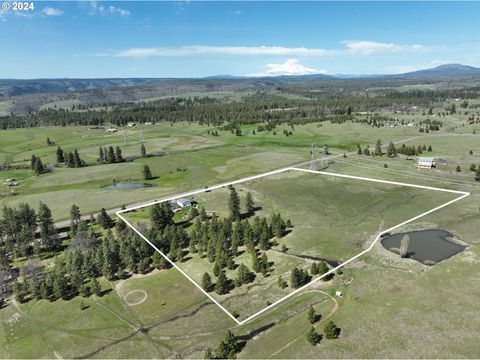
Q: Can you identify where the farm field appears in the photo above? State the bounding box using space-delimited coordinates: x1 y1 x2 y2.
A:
124 168 460 321
0 121 426 220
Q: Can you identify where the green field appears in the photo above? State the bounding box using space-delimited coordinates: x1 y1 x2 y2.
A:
125 168 460 321
2 96 480 358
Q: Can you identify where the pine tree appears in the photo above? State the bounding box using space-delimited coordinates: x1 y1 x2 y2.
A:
235 264 253 286
34 157 45 175
215 330 239 359
98 146 105 163
150 202 173 231
318 261 329 275
66 151 75 168
386 141 397 157
475 167 480 182
456 164 461 172
30 154 37 170
70 204 81 234
307 306 318 324
277 276 287 289
245 192 254 214
357 144 362 155
115 146 124 163
375 139 382 156
228 186 241 220
38 202 58 250
73 149 83 167
306 327 321 345
143 165 152 180
140 144 146 158
201 272 212 291
215 270 229 295
106 146 115 163
56 146 65 163
97 208 113 229
324 320 339 339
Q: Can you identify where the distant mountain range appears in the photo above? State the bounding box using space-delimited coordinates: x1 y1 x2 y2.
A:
1 64 479 97
208 64 480 80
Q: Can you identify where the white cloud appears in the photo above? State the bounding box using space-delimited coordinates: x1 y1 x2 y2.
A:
105 45 333 58
343 40 425 55
232 10 243 15
102 41 430 58
246 59 328 77
89 2 130 16
41 7 63 16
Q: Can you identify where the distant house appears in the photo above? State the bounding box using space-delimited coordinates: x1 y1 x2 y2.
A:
127 122 137 127
170 202 181 213
145 122 153 126
175 198 193 208
418 157 435 169
106 127 118 133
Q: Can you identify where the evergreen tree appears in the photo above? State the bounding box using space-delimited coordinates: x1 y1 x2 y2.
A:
277 276 287 289
215 270 229 295
456 164 461 172
38 202 58 250
30 154 37 170
56 146 65 163
357 144 362 155
386 141 397 157
475 167 480 182
34 157 45 175
150 202 174 231
115 146 124 163
228 186 241 220
143 165 152 180
324 320 339 339
66 151 75 168
140 144 146 158
427 145 433 152
98 146 105 163
201 272 212 291
375 139 382 156
306 327 321 346
73 149 83 168
106 146 115 163
235 264 253 286
245 192 254 215
318 261 329 275
70 204 81 234
308 306 318 324
97 208 113 229
215 330 239 359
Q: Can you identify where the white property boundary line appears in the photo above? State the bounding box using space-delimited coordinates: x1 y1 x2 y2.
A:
116 167 470 326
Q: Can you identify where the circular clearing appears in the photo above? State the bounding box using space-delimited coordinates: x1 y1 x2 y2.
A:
124 290 148 306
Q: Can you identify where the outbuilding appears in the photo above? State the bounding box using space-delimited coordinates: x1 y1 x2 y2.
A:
418 157 435 169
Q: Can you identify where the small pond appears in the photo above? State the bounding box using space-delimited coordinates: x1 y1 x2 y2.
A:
104 183 157 190
381 229 465 265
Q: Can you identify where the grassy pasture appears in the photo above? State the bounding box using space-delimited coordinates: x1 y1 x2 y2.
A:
126 169 458 321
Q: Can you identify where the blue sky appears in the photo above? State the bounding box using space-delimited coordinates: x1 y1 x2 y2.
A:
1 1 480 78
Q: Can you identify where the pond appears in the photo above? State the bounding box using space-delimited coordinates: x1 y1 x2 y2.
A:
103 183 158 190
381 229 465 265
